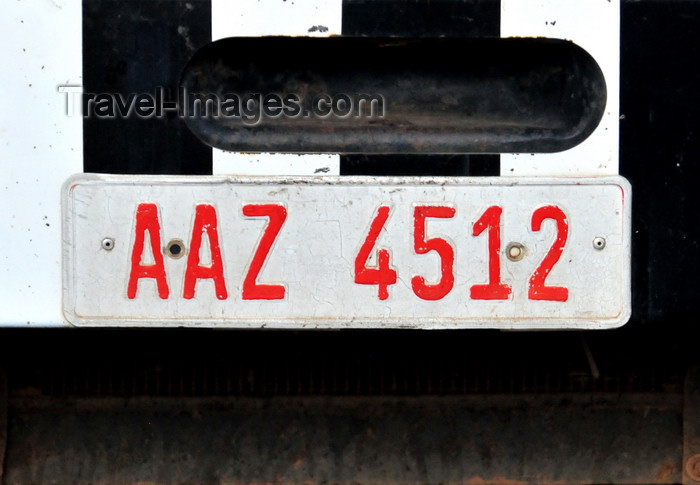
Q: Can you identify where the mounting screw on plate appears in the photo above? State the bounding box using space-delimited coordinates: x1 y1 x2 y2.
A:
166 239 186 259
593 237 606 250
101 238 115 251
506 242 526 262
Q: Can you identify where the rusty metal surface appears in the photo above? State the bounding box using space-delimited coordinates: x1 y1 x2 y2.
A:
0 367 6 483
684 367 700 484
3 394 682 485
0 328 689 484
0 323 692 485
180 37 606 154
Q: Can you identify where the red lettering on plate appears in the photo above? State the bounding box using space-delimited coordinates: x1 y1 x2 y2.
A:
127 203 169 299
183 204 228 300
412 206 456 300
528 205 569 302
242 204 287 300
354 206 397 300
470 205 512 300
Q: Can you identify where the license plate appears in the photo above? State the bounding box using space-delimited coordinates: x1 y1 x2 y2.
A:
62 174 631 329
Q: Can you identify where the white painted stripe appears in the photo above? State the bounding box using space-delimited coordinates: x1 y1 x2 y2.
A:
0 0 82 326
212 0 342 40
211 0 343 176
500 0 620 177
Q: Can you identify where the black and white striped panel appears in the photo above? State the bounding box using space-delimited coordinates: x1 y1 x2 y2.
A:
81 0 509 177
82 1 618 177
9 0 700 328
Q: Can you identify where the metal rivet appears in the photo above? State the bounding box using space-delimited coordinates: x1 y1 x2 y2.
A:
506 242 526 262
101 238 115 251
166 239 186 259
593 237 606 250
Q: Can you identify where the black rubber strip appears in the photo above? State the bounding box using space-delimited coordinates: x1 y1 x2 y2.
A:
340 0 501 175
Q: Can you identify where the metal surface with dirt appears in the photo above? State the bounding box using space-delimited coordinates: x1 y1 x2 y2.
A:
2 394 683 484
0 327 693 483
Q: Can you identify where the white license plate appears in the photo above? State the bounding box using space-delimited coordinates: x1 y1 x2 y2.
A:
62 174 631 329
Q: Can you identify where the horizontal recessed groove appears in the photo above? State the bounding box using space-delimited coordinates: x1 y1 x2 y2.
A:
180 37 606 154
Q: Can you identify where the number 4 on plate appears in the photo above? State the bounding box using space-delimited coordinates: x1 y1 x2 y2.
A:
354 206 398 300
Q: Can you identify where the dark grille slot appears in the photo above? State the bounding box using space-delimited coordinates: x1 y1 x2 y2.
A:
2 329 687 398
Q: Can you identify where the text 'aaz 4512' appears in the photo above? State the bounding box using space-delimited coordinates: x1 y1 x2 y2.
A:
125 202 569 303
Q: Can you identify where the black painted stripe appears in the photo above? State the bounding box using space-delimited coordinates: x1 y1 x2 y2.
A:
82 0 212 175
340 0 501 176
342 0 501 37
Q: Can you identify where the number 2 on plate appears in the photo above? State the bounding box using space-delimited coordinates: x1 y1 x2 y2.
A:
528 205 569 302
